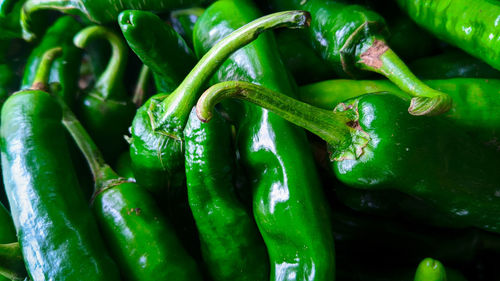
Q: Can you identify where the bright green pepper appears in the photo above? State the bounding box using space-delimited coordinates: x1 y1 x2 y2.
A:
1 48 121 281
397 0 500 71
20 0 210 41
414 258 447 281
119 10 197 94
270 0 451 115
197 81 500 233
21 16 82 108
126 9 312 193
194 1 335 280
62 100 203 281
73 25 135 163
184 108 268 280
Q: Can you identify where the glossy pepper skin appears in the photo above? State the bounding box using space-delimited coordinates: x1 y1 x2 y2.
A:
126 10 313 193
184 109 268 281
271 0 451 116
397 0 500 71
74 25 135 163
62 106 203 281
197 81 500 233
414 258 447 281
20 0 210 41
194 1 335 280
1 48 121 281
170 7 205 49
409 50 500 79
21 16 82 108
119 10 197 94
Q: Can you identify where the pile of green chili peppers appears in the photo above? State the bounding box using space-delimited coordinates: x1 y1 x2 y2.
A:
1 0 500 280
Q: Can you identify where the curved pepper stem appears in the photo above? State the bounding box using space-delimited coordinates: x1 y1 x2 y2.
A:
0 242 27 280
31 47 62 91
157 10 312 138
197 80 358 150
74 25 127 100
413 258 447 281
358 40 452 116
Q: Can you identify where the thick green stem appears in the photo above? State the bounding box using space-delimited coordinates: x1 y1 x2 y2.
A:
21 0 85 41
31 47 62 91
358 40 452 116
159 10 311 134
196 81 353 148
133 65 150 107
74 26 127 100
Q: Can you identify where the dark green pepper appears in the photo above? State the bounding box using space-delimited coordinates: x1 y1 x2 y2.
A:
0 242 26 280
74 25 135 163
197 81 500 233
0 202 16 244
194 1 335 280
1 48 120 280
270 0 451 115
184 108 268 280
62 101 203 281
170 7 205 49
409 50 500 79
20 0 210 41
397 0 500 71
126 9 312 193
119 10 197 93
21 16 82 108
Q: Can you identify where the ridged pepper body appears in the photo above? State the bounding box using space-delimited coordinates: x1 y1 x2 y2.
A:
194 1 335 280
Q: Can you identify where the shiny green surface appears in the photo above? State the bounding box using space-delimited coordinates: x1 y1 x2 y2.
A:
194 1 335 280
21 16 82 108
271 0 451 115
198 82 500 233
128 9 312 193
20 0 209 41
62 100 202 281
414 258 447 281
397 0 500 71
0 242 26 280
1 91 120 280
170 7 205 48
74 25 135 163
119 10 197 93
184 109 268 280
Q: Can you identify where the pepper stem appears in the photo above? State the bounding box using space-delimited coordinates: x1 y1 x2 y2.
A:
74 26 127 100
158 10 312 137
31 47 62 91
133 65 151 107
196 81 354 148
21 0 85 41
358 40 452 116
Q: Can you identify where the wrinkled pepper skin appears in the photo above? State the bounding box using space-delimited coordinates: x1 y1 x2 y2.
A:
397 0 500 71
1 49 121 281
21 16 82 108
20 0 210 41
74 26 135 163
409 50 500 79
199 83 500 233
184 109 268 281
119 10 197 93
194 1 336 280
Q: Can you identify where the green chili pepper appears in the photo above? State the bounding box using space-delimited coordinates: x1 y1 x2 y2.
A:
73 25 135 163
0 0 24 39
170 7 205 49
409 50 500 79
271 0 451 116
126 9 312 193
397 0 500 72
298 78 500 142
197 81 500 233
61 100 203 281
1 47 121 280
0 242 26 280
193 1 335 280
184 108 268 280
414 258 447 281
0 203 16 244
20 0 209 41
21 16 82 108
119 10 197 93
